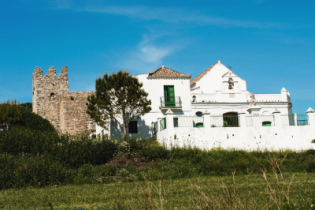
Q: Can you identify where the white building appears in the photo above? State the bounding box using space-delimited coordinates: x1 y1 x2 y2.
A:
96 61 315 151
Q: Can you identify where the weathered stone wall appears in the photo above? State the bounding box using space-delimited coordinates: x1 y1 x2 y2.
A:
61 92 96 134
32 66 96 135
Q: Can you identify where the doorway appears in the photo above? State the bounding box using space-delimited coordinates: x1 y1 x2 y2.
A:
223 112 239 127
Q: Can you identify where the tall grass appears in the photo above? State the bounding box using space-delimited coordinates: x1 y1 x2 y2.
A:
1 172 315 209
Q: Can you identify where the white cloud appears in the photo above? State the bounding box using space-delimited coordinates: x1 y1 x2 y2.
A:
114 32 184 74
54 2 283 29
140 46 172 64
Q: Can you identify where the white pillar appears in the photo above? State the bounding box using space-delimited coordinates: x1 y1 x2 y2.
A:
203 110 210 128
294 114 298 126
306 107 315 126
238 112 246 127
166 109 174 137
273 110 281 127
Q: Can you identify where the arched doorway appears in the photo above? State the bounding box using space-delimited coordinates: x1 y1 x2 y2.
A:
223 112 239 127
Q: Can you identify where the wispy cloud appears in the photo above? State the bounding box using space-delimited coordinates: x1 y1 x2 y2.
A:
117 32 183 74
54 2 284 29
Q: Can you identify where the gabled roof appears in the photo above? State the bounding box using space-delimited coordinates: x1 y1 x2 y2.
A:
148 65 191 78
190 61 221 85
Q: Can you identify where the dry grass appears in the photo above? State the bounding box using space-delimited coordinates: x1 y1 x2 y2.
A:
0 172 314 210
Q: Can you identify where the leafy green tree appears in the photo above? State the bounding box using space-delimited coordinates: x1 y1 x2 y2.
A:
87 70 151 140
0 100 23 126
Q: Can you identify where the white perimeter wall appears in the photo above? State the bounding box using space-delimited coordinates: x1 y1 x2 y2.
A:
159 126 315 151
157 112 315 151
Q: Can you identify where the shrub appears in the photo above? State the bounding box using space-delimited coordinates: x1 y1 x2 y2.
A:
0 127 118 169
20 110 55 132
0 100 23 126
140 145 169 160
0 153 75 189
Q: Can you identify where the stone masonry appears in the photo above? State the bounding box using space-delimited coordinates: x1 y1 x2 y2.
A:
32 66 96 135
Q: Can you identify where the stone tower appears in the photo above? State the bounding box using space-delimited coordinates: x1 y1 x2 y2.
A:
32 66 96 134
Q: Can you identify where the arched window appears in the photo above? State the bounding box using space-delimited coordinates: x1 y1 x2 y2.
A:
196 111 203 117
223 112 239 127
262 111 270 115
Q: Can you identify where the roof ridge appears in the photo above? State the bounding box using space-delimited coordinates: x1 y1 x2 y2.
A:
148 66 191 78
190 61 220 85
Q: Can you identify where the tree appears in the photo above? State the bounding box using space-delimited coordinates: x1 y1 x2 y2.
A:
87 70 152 140
0 100 23 126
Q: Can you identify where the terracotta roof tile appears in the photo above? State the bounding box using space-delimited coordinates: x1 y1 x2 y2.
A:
191 86 200 91
148 65 191 78
190 61 220 85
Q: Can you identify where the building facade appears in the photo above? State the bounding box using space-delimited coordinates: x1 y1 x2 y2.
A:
33 62 315 150
96 61 302 138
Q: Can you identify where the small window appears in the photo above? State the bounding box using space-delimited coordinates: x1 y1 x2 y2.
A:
262 121 271 126
196 111 203 117
196 122 204 128
129 121 138 134
173 118 178 127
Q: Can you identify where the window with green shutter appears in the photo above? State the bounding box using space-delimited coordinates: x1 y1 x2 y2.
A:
173 118 178 127
164 86 175 106
262 121 271 126
129 121 138 133
196 122 204 128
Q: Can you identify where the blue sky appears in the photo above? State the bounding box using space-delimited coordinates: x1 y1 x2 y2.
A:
0 0 314 113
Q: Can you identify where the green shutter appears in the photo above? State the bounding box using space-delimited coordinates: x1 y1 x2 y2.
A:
173 118 178 127
262 121 271 126
196 123 204 128
164 86 175 106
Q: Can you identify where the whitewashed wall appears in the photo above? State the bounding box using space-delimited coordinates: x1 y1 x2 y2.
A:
190 61 292 116
159 126 315 151
157 112 315 151
95 74 193 138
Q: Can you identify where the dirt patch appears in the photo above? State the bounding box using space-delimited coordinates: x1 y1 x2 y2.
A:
109 152 149 168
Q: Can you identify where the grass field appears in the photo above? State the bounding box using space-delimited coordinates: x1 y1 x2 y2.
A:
1 173 315 210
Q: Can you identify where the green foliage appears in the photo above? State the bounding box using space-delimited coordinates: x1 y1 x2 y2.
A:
19 102 55 132
0 101 55 132
0 127 118 169
1 127 315 190
87 69 151 139
20 109 56 132
20 102 32 113
0 100 23 125
0 153 75 189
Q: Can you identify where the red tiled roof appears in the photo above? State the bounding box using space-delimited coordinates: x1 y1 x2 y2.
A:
148 66 191 78
190 61 220 85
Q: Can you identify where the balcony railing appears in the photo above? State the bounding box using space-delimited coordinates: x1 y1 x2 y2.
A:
160 96 182 108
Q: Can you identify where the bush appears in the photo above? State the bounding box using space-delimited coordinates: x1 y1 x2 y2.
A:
140 145 169 160
0 127 120 169
0 100 23 125
20 110 55 132
0 153 76 189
